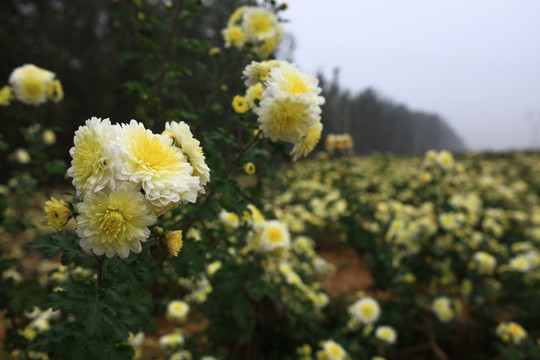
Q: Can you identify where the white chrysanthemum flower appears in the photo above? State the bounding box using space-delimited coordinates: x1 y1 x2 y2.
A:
321 340 347 360
206 260 222 277
509 255 532 272
255 91 319 143
164 121 210 192
260 220 290 252
116 120 200 214
76 182 157 258
437 150 454 170
9 64 55 105
67 117 120 199
375 325 397 344
166 300 190 323
265 62 324 104
242 60 284 87
219 209 240 230
159 330 185 350
127 331 145 348
472 251 497 275
242 7 280 42
349 297 381 324
290 121 323 161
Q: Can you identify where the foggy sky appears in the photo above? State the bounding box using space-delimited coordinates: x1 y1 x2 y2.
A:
283 1 540 151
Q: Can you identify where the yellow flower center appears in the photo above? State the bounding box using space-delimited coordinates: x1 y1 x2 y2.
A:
101 207 125 235
249 13 273 35
131 135 177 174
361 304 375 318
284 73 309 96
328 344 342 357
24 78 43 96
267 226 284 244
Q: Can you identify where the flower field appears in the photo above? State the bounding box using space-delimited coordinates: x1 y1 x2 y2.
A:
1 1 539 360
3 150 540 359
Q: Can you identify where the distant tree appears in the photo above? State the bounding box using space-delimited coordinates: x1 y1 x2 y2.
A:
317 69 466 155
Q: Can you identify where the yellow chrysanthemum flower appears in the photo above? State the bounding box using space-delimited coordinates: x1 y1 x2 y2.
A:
290 121 323 161
44 198 71 230
0 85 12 106
67 117 119 199
76 182 157 258
232 95 249 114
164 230 183 257
9 64 55 105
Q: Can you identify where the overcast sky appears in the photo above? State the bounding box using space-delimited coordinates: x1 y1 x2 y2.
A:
282 1 540 151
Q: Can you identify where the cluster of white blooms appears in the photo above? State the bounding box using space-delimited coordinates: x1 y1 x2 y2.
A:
315 340 349 360
422 149 455 170
67 117 210 258
242 60 325 161
432 296 461 323
222 6 284 59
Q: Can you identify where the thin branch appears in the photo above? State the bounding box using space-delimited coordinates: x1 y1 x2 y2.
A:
426 318 449 360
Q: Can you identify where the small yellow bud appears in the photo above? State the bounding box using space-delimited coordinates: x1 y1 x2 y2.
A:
232 95 249 114
46 79 64 102
152 226 164 236
164 230 183 256
137 11 145 21
0 85 12 106
44 198 71 230
243 162 256 175
209 47 221 57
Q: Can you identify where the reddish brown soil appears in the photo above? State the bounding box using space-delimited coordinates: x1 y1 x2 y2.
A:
318 247 373 297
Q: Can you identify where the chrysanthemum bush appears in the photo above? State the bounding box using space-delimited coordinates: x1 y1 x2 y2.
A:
0 1 346 359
